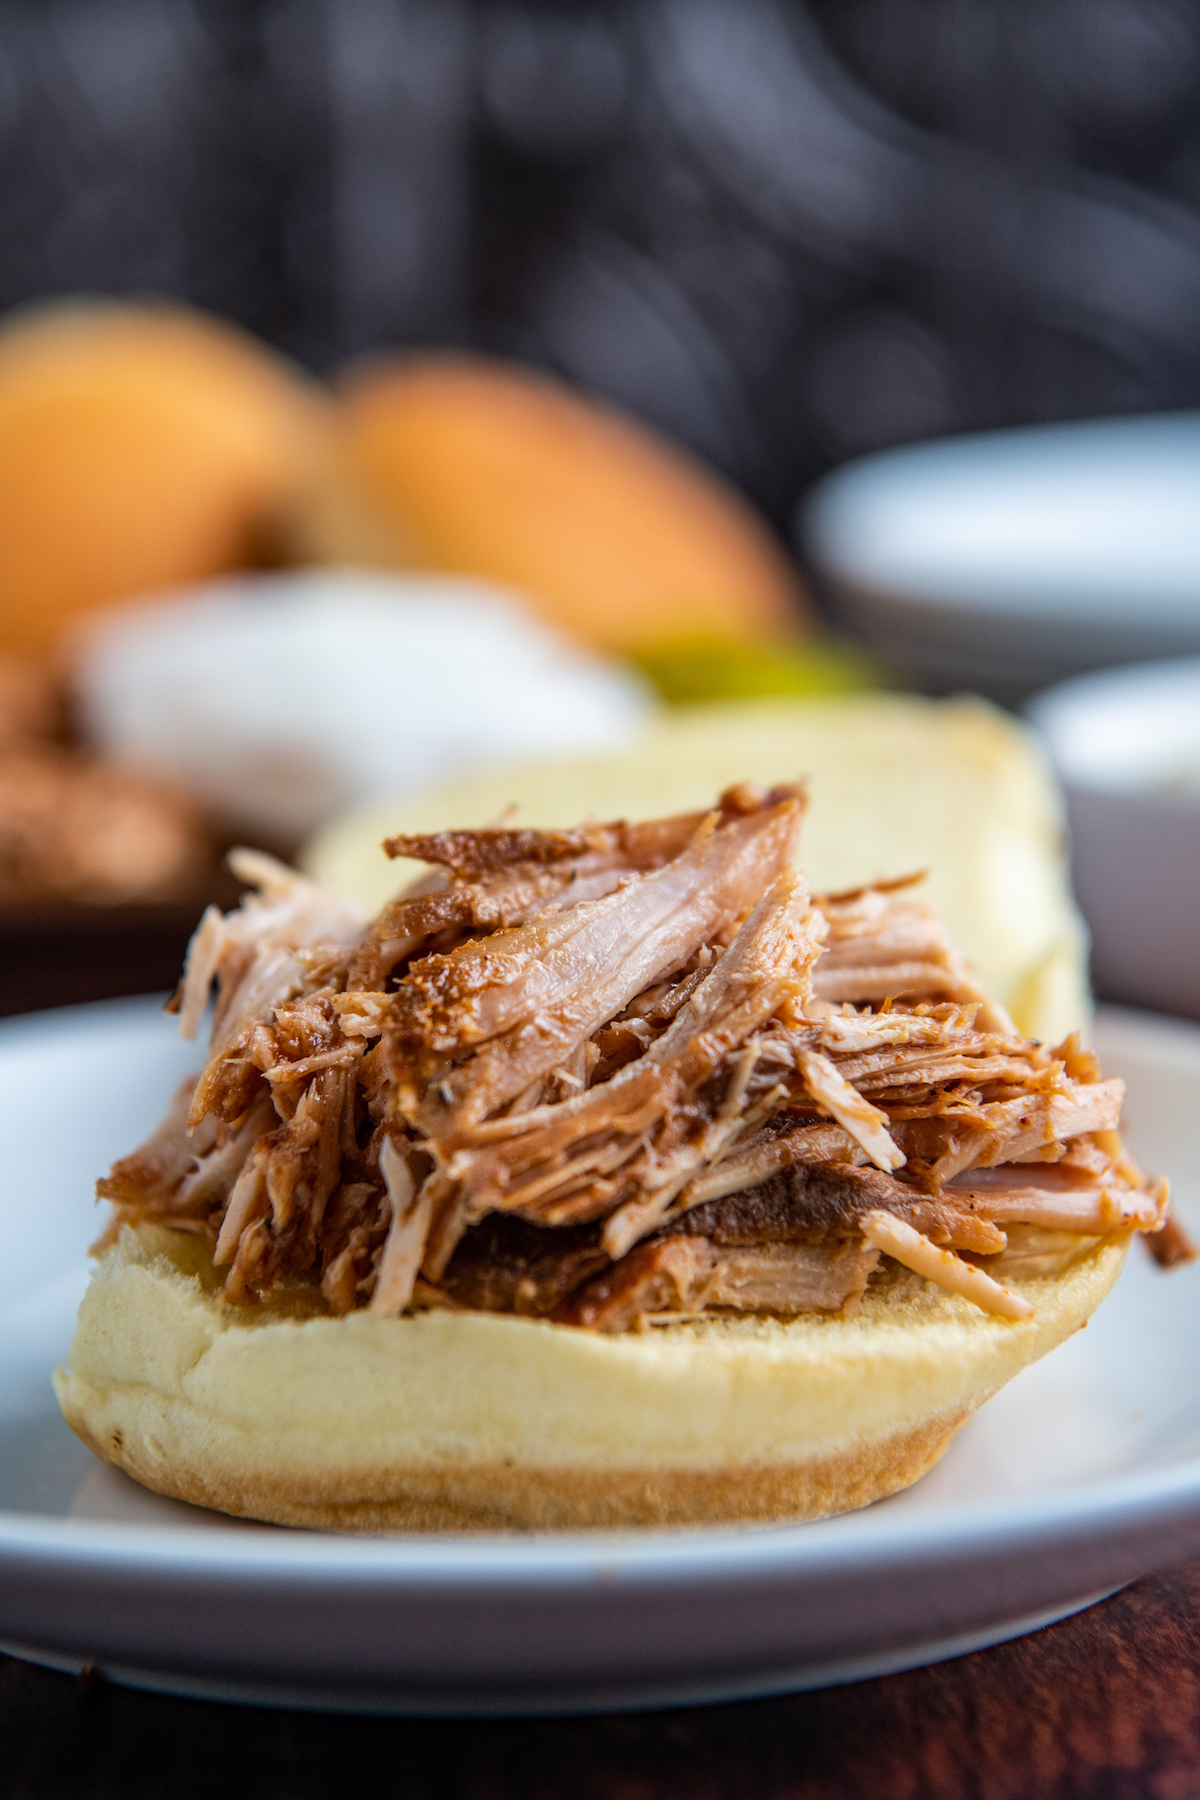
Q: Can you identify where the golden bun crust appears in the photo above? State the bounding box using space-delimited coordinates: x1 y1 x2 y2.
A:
54 1226 1128 1531
0 299 332 651
292 351 808 652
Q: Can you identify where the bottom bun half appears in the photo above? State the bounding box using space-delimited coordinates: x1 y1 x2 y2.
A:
54 1225 1128 1532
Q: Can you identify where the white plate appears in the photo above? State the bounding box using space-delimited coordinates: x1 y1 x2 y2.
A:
800 413 1200 696
2 997 1200 1716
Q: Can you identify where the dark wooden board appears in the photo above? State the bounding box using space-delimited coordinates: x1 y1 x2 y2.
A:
4 1564 1200 1799
0 902 198 1018
0 876 245 1020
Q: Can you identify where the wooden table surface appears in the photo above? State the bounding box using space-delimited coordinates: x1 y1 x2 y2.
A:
4 1562 1200 1800
5 934 1200 1800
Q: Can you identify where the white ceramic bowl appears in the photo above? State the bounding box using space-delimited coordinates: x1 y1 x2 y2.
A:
801 414 1200 699
1028 659 1200 1017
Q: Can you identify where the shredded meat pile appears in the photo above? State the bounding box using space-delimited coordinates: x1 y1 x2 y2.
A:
97 785 1188 1331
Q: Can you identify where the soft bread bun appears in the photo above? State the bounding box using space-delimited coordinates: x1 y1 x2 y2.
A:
305 694 1090 1046
291 352 809 651
54 1225 1127 1532
0 300 332 651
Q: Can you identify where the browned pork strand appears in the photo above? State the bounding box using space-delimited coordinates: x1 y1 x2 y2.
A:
420 866 822 1273
384 789 803 1132
349 803 728 991
96 783 1182 1331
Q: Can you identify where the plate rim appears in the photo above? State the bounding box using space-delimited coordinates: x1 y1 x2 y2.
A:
5 1459 1200 1589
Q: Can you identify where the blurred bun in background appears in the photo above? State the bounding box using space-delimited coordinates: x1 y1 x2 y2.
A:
293 353 810 652
0 300 333 652
0 654 61 746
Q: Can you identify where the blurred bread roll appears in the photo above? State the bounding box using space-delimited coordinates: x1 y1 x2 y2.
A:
0 300 333 652
0 653 60 745
295 353 809 651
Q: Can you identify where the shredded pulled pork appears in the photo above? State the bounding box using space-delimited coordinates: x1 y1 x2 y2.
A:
98 783 1188 1331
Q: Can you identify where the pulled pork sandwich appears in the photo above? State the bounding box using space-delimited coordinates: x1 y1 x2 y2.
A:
55 784 1185 1530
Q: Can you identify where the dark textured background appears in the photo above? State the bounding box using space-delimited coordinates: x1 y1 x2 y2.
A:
3 0 1200 530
